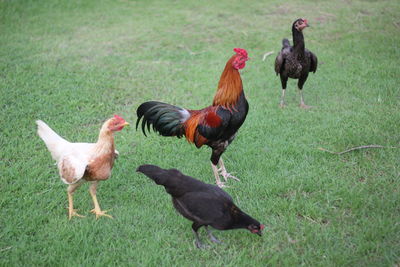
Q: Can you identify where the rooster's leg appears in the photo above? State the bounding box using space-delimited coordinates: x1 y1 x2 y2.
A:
218 158 240 182
205 226 222 244
211 163 226 188
89 181 112 219
67 181 85 220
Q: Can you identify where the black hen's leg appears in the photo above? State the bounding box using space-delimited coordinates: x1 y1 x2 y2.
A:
280 75 288 107
205 226 222 244
298 75 312 109
192 223 207 249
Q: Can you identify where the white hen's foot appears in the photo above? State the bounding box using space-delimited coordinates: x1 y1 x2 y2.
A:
90 208 113 219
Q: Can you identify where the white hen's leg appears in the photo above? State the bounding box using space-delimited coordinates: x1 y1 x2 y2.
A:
67 181 85 220
89 181 112 219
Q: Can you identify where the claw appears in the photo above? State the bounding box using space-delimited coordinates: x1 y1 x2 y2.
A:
220 170 240 182
68 209 85 220
90 209 113 219
216 181 229 188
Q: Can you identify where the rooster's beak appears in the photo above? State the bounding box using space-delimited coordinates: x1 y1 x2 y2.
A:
122 122 130 127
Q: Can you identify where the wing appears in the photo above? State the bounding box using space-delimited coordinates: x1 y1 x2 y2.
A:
195 107 231 144
274 51 285 75
308 50 318 73
57 154 88 184
56 142 94 184
174 190 233 224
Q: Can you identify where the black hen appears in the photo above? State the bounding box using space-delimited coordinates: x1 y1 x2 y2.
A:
136 164 264 249
275 18 318 108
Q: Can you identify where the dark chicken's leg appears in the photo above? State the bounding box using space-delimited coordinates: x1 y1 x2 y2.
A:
280 89 287 108
192 223 208 249
298 76 312 109
279 75 288 108
205 226 222 244
67 180 85 220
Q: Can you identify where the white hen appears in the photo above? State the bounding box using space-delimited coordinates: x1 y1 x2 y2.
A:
36 115 129 219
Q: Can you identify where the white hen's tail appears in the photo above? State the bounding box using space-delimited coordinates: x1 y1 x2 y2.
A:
36 120 69 161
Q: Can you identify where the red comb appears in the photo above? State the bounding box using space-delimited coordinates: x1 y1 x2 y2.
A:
113 115 124 121
233 48 248 58
303 19 308 24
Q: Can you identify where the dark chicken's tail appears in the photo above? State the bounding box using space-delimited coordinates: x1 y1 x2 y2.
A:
136 164 171 185
136 101 189 137
282 38 290 48
136 164 201 196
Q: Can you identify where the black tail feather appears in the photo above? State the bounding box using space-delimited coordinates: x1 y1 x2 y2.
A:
136 164 170 185
136 164 207 197
136 101 186 137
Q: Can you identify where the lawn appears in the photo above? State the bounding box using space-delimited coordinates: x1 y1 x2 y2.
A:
1 0 399 266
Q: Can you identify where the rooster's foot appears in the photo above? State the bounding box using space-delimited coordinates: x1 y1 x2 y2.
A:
216 181 229 188
68 209 85 220
279 103 286 108
90 209 113 219
220 171 240 182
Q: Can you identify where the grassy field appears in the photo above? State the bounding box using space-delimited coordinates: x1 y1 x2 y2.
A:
1 0 399 265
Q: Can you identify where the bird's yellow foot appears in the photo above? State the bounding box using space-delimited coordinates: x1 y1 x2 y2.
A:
68 209 85 220
279 103 286 108
90 209 113 219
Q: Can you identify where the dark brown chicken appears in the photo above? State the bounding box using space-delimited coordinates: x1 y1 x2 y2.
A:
275 18 318 108
136 164 264 249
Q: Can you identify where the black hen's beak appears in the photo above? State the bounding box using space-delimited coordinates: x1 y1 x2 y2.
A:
256 231 263 237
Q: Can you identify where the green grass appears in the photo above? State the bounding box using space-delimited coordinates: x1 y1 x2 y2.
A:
1 0 399 265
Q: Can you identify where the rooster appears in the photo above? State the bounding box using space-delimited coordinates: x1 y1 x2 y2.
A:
136 48 249 187
36 115 129 219
275 18 318 108
137 164 264 249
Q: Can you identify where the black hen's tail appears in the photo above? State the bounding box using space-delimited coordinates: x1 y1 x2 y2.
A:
136 101 189 137
136 164 205 197
282 38 290 48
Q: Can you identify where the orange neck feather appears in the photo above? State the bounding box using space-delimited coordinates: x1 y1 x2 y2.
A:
96 122 115 154
212 55 243 109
